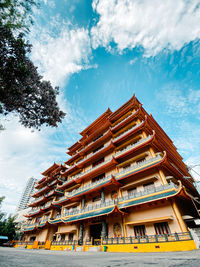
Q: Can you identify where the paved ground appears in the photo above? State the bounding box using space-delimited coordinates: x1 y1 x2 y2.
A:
0 247 200 267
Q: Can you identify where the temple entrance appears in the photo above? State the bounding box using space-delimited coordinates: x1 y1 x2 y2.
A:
90 223 102 245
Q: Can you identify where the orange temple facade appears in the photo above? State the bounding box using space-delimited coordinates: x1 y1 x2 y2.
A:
21 95 200 252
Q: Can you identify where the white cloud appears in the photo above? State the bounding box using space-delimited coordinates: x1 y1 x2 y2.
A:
91 0 200 56
157 87 200 117
155 85 200 183
0 100 88 215
30 17 92 86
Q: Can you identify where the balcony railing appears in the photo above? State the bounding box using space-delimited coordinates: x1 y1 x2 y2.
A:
38 219 49 226
45 190 54 197
32 185 49 197
55 188 64 194
41 202 51 210
115 135 152 157
67 175 112 197
78 157 113 179
113 121 143 142
78 129 110 153
29 196 44 205
63 199 115 217
48 180 57 187
78 141 112 164
112 110 137 130
102 232 192 245
116 153 162 179
28 208 41 216
118 182 177 203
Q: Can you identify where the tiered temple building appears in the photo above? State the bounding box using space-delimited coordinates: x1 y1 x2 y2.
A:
22 95 200 252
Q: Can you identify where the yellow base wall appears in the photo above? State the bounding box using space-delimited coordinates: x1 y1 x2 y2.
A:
105 240 197 253
50 245 74 251
15 240 197 253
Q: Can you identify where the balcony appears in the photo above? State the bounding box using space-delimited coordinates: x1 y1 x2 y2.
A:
67 174 113 198
78 157 115 180
45 189 54 197
29 196 46 207
115 135 152 157
78 129 112 155
23 223 37 231
116 153 163 181
32 185 50 197
48 179 58 187
63 199 115 217
77 141 115 167
118 182 177 206
112 109 139 132
113 121 143 143
41 202 52 211
28 207 41 216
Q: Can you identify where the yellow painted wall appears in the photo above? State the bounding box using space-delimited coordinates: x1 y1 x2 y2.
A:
125 202 181 236
50 245 74 251
104 240 197 253
36 228 48 242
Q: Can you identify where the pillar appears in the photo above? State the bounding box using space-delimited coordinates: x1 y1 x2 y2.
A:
171 200 188 232
78 223 84 245
159 169 168 185
101 188 105 203
101 220 107 239
81 196 85 209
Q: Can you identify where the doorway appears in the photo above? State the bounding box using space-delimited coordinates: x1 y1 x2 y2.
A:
90 223 102 245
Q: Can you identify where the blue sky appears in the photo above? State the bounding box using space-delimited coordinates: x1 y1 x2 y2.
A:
1 0 200 214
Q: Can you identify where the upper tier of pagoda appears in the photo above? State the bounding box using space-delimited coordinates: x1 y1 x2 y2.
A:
62 94 196 193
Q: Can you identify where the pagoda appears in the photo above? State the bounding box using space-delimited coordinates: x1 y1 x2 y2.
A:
21 95 200 252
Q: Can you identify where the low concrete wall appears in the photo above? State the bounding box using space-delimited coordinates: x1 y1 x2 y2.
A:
104 240 197 252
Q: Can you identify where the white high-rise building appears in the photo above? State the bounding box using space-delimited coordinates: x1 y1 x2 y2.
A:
17 177 37 211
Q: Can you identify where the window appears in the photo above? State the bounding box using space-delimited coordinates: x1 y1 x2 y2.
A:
61 234 65 241
92 157 104 167
92 173 105 183
154 222 170 235
127 187 137 197
69 233 74 241
134 225 146 237
143 182 155 191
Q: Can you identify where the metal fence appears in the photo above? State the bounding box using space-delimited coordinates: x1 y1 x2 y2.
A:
102 232 192 245
51 240 77 246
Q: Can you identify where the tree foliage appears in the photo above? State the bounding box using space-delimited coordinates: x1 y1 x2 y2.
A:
0 0 38 33
0 0 66 129
0 197 19 240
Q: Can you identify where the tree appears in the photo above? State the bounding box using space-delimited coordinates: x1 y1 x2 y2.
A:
0 0 38 33
0 196 19 240
0 0 66 129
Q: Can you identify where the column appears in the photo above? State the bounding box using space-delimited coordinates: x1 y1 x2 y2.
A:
171 200 188 232
78 223 84 245
101 220 107 239
101 188 105 203
81 196 85 209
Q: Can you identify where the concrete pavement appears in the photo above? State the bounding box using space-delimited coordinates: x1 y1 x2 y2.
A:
0 247 200 267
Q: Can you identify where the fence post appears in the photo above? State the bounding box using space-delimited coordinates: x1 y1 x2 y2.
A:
175 232 179 241
164 234 168 242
